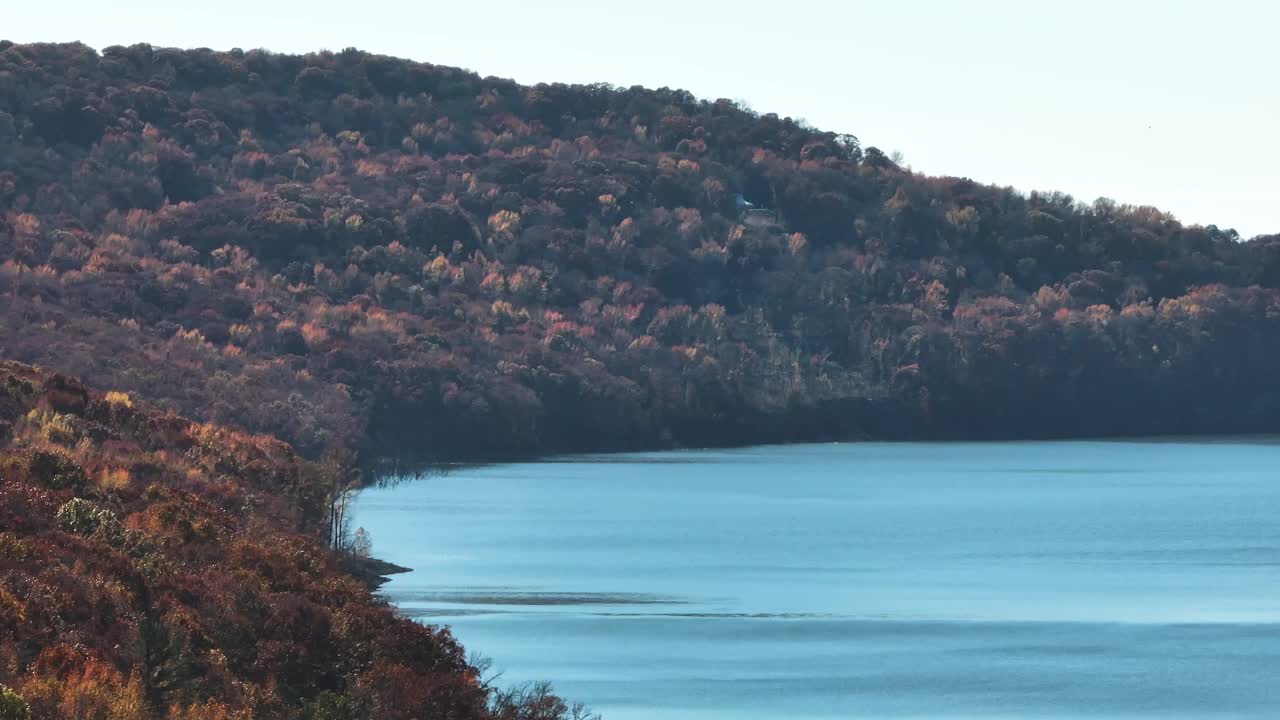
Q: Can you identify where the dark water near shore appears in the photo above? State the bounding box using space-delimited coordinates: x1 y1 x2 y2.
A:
351 441 1280 718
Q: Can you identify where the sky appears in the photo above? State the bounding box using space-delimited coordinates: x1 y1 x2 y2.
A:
7 0 1278 238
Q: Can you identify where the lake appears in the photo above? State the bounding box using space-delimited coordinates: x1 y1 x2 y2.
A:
350 440 1280 718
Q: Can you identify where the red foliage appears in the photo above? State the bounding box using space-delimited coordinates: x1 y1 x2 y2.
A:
0 361 562 719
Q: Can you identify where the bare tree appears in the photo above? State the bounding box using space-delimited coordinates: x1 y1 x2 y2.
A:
320 449 361 551
350 527 372 558
488 681 600 720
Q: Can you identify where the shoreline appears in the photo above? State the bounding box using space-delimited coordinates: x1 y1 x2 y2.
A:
349 432 1280 597
360 430 1280 480
341 553 413 591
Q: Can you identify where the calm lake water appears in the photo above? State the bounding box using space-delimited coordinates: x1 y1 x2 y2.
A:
351 441 1280 719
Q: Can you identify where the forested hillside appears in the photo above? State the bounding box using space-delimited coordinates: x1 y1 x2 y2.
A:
2 41 1278 463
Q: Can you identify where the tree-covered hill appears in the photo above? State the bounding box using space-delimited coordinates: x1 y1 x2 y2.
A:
2 41 1278 462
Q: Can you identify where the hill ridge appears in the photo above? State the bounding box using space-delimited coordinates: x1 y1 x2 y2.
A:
0 41 1277 466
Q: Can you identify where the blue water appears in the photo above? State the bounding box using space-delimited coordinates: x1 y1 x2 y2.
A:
351 441 1280 718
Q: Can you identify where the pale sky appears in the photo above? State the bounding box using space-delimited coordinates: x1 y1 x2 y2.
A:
7 0 1278 238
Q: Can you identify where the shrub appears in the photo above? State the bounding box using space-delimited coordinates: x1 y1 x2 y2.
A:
169 699 251 720
2 450 89 493
304 692 365 720
55 498 124 544
98 467 132 491
24 408 78 446
0 533 33 562
0 686 31 720
2 375 33 400
103 391 133 408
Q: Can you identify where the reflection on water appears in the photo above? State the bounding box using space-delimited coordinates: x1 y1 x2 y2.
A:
352 440 1280 718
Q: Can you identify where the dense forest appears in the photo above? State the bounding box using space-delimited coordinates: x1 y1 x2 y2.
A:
2 42 1279 463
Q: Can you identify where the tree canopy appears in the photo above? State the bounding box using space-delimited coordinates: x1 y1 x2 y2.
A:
1 41 1277 465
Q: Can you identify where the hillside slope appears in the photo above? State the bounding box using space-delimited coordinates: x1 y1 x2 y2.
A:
0 361 596 719
2 42 1279 462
